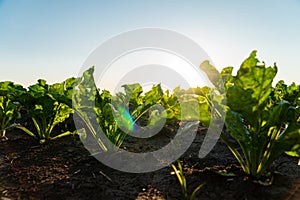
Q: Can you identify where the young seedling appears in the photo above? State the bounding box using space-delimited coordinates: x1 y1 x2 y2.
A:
171 160 204 200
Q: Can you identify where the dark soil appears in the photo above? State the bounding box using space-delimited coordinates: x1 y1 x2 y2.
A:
0 125 299 200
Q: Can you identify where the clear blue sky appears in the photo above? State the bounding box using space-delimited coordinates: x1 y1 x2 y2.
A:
0 0 299 87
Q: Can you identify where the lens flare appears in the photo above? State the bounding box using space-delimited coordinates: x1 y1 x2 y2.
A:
117 106 135 131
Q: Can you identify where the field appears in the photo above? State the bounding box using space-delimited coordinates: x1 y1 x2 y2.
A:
0 51 299 199
1 127 299 199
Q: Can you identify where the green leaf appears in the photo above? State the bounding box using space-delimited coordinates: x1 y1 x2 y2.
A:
179 94 200 121
48 77 76 107
267 101 290 127
225 110 250 142
122 83 143 105
220 66 234 90
144 84 163 105
235 51 277 109
226 51 277 124
200 60 223 92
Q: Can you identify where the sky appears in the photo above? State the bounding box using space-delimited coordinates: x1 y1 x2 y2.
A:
0 0 299 90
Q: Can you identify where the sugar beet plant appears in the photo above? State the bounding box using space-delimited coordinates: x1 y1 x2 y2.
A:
73 67 182 151
112 83 203 131
15 78 76 143
0 81 26 141
73 66 215 152
202 51 300 180
72 67 129 151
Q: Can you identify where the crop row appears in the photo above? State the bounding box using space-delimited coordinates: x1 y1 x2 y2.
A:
0 51 299 182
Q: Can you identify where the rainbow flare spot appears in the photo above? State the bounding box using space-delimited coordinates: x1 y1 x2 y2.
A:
117 106 135 131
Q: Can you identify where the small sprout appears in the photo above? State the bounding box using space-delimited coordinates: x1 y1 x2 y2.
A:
171 160 205 200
